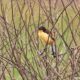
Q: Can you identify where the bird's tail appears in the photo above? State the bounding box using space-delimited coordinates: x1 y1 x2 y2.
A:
51 44 56 57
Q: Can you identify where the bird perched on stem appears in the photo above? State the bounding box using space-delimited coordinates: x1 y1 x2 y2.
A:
38 26 56 57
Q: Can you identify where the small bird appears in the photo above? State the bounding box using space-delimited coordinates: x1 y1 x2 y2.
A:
38 26 56 57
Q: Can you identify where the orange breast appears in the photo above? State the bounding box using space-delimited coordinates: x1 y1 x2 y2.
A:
38 30 55 45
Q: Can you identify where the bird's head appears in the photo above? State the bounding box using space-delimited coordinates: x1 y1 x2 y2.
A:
38 26 46 32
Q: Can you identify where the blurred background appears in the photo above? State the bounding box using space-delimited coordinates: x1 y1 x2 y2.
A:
0 0 80 80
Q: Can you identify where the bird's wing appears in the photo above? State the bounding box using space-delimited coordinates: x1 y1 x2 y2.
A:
45 30 55 41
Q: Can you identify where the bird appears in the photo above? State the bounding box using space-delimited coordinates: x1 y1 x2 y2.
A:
38 26 56 57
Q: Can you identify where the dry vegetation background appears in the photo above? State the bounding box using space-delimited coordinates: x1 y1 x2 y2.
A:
0 0 80 80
